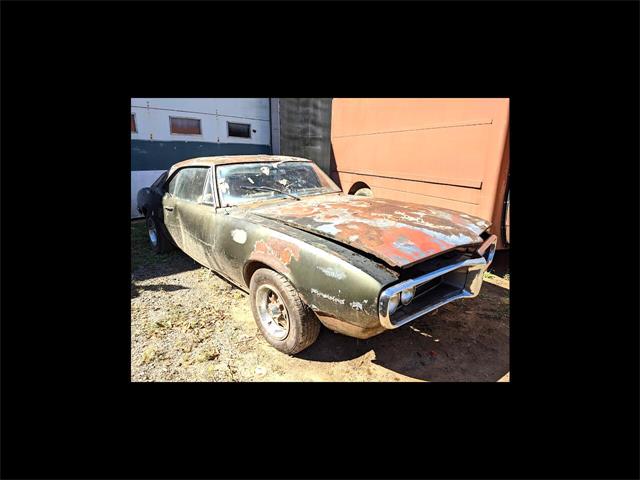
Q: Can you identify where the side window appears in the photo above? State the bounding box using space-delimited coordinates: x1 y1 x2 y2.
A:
168 172 180 195
170 168 209 202
168 170 184 195
201 169 215 205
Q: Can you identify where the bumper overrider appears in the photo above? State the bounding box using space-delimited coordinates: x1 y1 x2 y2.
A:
378 234 498 330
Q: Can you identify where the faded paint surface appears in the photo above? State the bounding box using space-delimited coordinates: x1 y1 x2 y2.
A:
350 301 364 311
231 229 247 244
253 237 301 267
317 265 347 280
242 211 398 285
147 154 494 339
310 288 345 305
213 211 390 329
253 195 489 268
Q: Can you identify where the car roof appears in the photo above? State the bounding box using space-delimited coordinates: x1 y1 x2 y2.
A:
168 155 312 177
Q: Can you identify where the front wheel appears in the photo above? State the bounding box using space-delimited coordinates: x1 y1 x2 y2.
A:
249 268 321 354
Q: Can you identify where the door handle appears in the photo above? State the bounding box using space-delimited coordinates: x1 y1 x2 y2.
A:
164 206 174 211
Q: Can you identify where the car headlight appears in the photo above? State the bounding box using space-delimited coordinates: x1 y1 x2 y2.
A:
387 293 401 315
401 287 416 305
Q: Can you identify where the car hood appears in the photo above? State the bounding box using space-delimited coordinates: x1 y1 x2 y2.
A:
251 195 491 268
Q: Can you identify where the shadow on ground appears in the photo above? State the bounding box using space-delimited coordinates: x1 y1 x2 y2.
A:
298 281 510 382
131 220 201 282
131 283 189 299
488 250 509 277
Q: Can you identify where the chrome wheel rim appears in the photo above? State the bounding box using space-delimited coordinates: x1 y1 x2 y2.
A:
148 221 158 247
256 285 290 340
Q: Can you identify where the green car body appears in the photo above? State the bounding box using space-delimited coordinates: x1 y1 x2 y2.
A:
137 155 498 346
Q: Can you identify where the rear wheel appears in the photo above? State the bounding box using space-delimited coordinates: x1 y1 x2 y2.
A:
146 215 172 254
250 268 321 354
353 187 373 197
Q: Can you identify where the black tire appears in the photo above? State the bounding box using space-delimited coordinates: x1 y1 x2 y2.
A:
249 268 321 355
146 214 172 254
353 187 373 197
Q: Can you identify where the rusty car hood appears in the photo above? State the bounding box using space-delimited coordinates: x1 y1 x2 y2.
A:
251 195 491 268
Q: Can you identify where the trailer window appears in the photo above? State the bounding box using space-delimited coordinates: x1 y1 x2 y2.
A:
227 122 251 138
170 117 202 135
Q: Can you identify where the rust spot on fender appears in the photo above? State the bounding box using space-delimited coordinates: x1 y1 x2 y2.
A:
253 237 301 266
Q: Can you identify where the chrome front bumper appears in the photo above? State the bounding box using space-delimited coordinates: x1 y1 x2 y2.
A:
378 234 497 330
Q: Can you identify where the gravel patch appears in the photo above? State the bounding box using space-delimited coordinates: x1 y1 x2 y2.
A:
131 220 510 382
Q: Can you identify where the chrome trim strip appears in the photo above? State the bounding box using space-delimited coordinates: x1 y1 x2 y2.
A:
478 234 498 267
378 232 498 330
413 276 443 299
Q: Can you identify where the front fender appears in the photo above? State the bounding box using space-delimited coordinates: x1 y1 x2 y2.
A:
216 211 398 330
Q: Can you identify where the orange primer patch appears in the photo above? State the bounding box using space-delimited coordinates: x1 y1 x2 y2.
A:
253 238 301 265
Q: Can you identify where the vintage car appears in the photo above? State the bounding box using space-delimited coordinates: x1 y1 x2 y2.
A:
137 155 497 354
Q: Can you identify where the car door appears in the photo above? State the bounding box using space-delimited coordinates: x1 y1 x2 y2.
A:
175 167 220 269
162 171 182 249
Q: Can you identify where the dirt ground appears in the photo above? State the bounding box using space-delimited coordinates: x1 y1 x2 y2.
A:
131 220 510 382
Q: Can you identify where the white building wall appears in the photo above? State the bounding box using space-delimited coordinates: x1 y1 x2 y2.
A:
131 98 272 218
131 98 271 145
131 170 166 217
131 98 270 120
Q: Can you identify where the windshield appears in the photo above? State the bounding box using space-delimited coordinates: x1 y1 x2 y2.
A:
216 161 341 207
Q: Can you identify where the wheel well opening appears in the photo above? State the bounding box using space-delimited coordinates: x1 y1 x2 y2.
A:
243 261 272 288
348 181 370 195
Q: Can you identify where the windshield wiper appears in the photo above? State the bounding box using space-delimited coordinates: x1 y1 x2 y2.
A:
241 185 300 201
